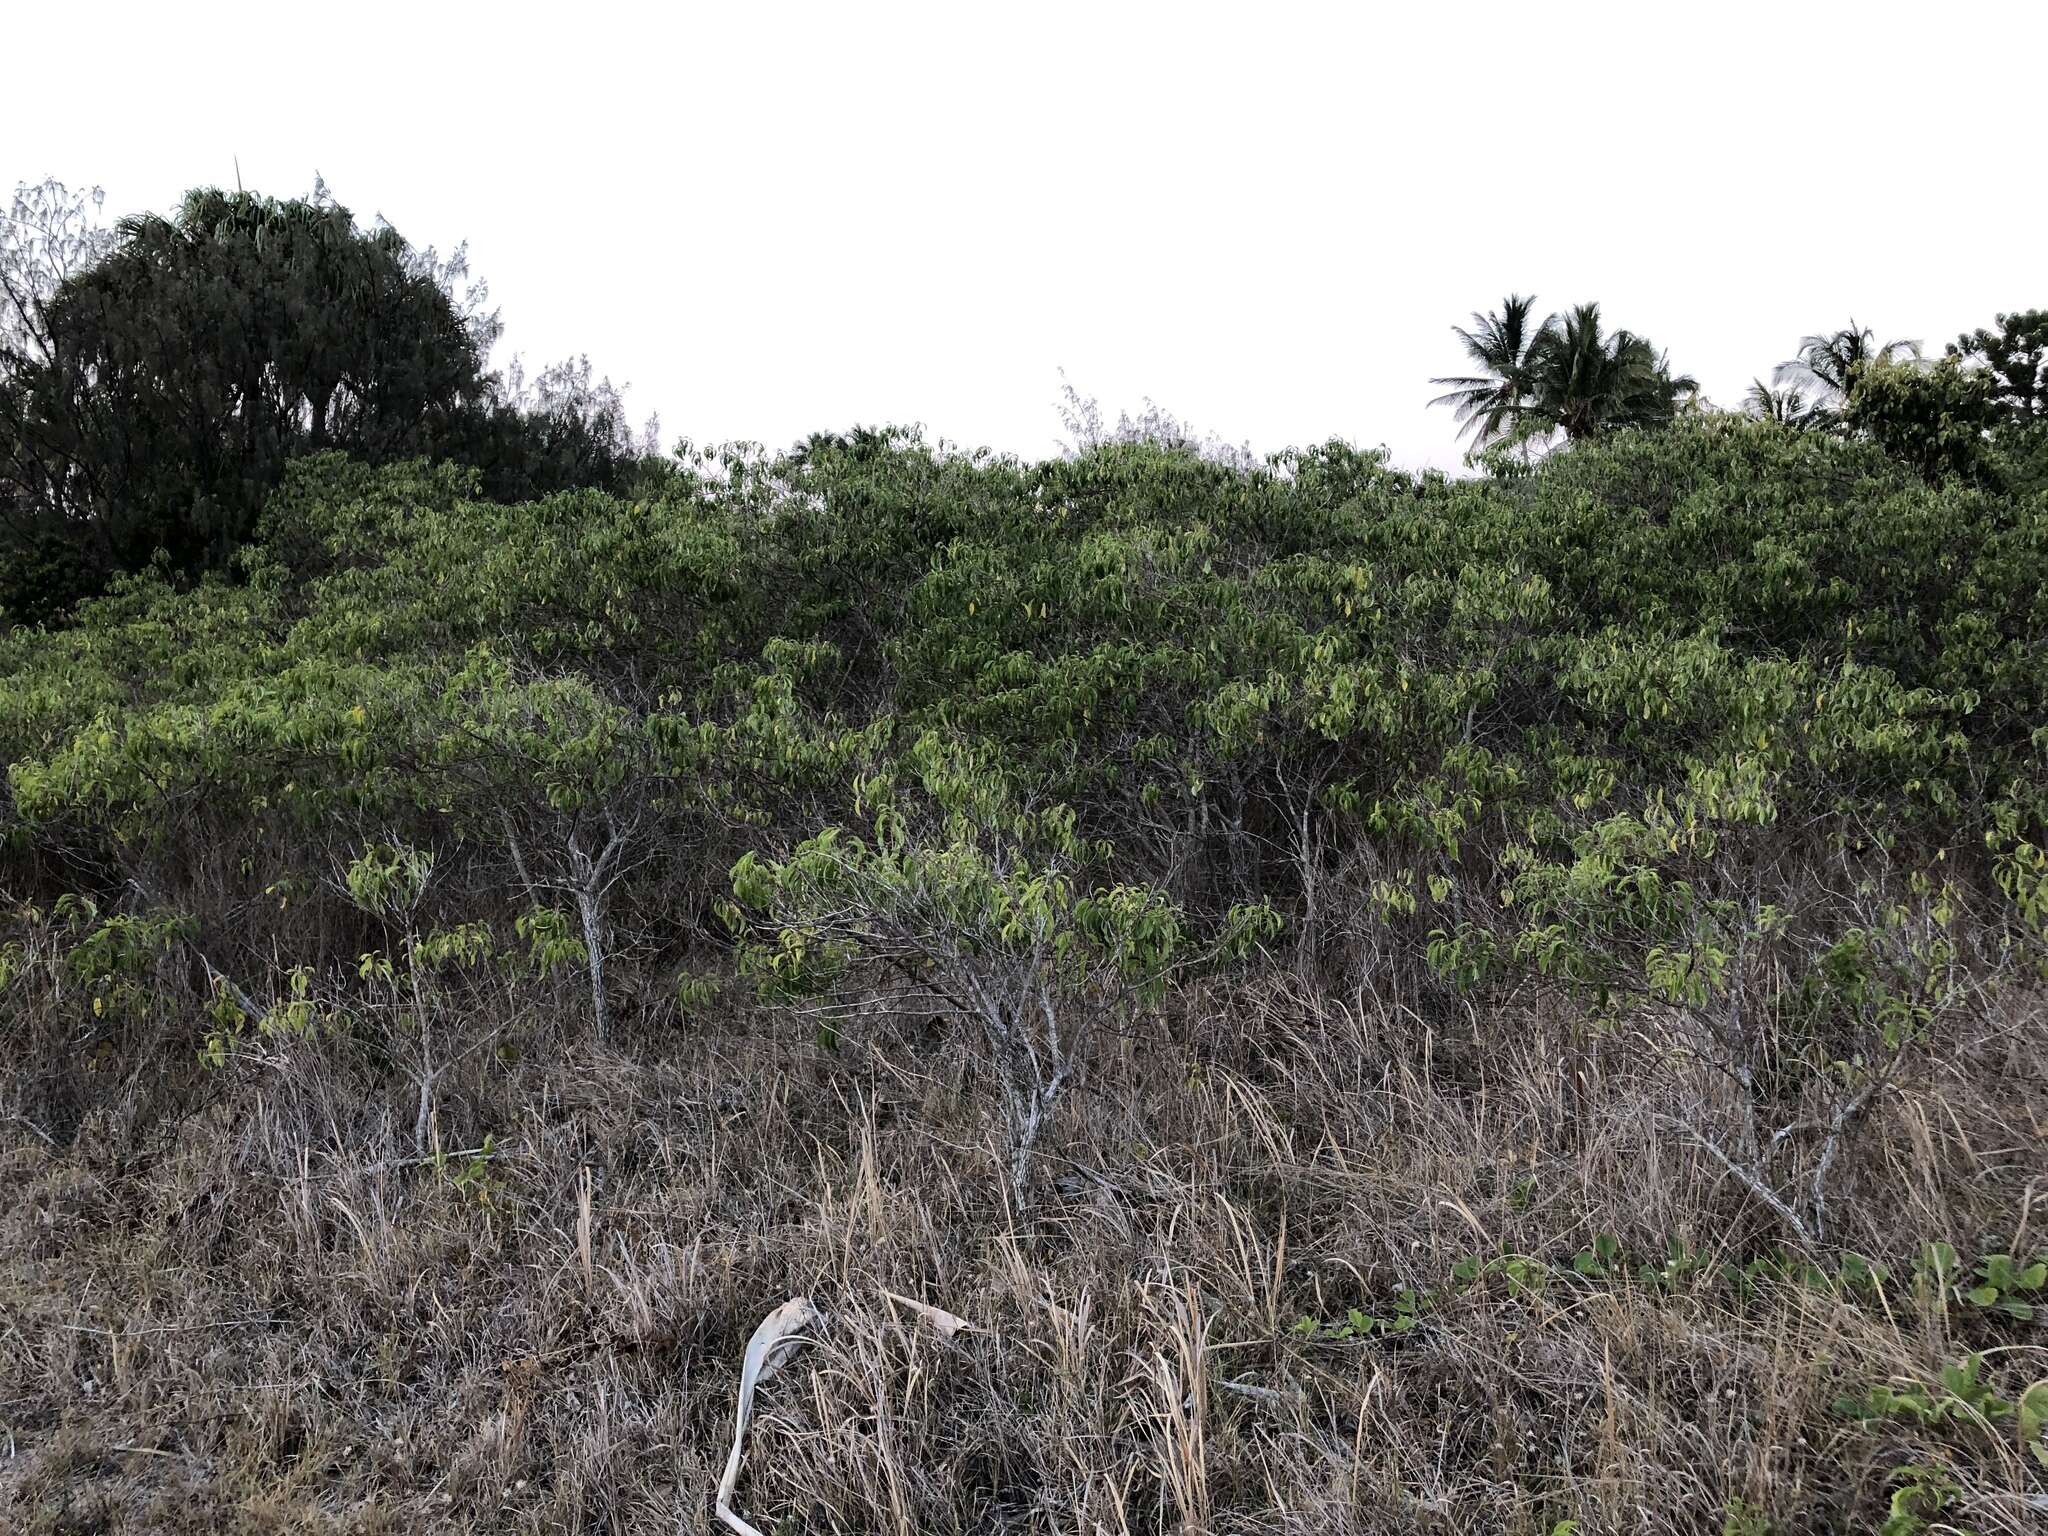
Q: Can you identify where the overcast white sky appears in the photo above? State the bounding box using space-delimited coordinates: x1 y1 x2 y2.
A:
11 1 2044 470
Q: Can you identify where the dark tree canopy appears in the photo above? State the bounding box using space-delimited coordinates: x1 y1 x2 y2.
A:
1 188 490 575
1948 309 2048 423
465 354 653 506
0 184 656 623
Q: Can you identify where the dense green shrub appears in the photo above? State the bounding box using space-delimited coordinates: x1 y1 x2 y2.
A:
1843 356 2003 485
3 415 2044 1222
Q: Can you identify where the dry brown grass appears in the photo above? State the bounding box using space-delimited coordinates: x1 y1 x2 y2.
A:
3 971 2044 1535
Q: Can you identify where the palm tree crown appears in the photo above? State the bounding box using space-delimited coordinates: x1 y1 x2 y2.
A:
1430 295 1694 454
1773 321 1921 406
1429 294 1555 450
1524 303 1696 444
1743 377 1830 430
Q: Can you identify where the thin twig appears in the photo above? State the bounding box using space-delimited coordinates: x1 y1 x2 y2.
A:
1657 1115 1812 1246
60 1317 277 1337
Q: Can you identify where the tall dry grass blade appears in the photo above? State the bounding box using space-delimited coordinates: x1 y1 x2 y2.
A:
879 1289 974 1341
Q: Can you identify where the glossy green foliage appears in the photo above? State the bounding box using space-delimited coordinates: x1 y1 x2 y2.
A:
1843 356 2002 485
1 414 2043 1073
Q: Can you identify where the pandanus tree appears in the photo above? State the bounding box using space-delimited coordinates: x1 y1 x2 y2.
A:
0 180 651 624
1 187 488 575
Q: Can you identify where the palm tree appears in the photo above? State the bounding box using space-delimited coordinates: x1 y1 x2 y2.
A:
1429 293 1556 450
1742 377 1831 431
1773 321 1920 407
1518 303 1696 446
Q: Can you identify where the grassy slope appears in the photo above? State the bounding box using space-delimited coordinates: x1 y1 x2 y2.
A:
4 419 2048 1533
5 972 2044 1534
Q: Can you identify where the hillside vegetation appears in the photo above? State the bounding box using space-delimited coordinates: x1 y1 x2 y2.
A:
4 413 2048 1533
